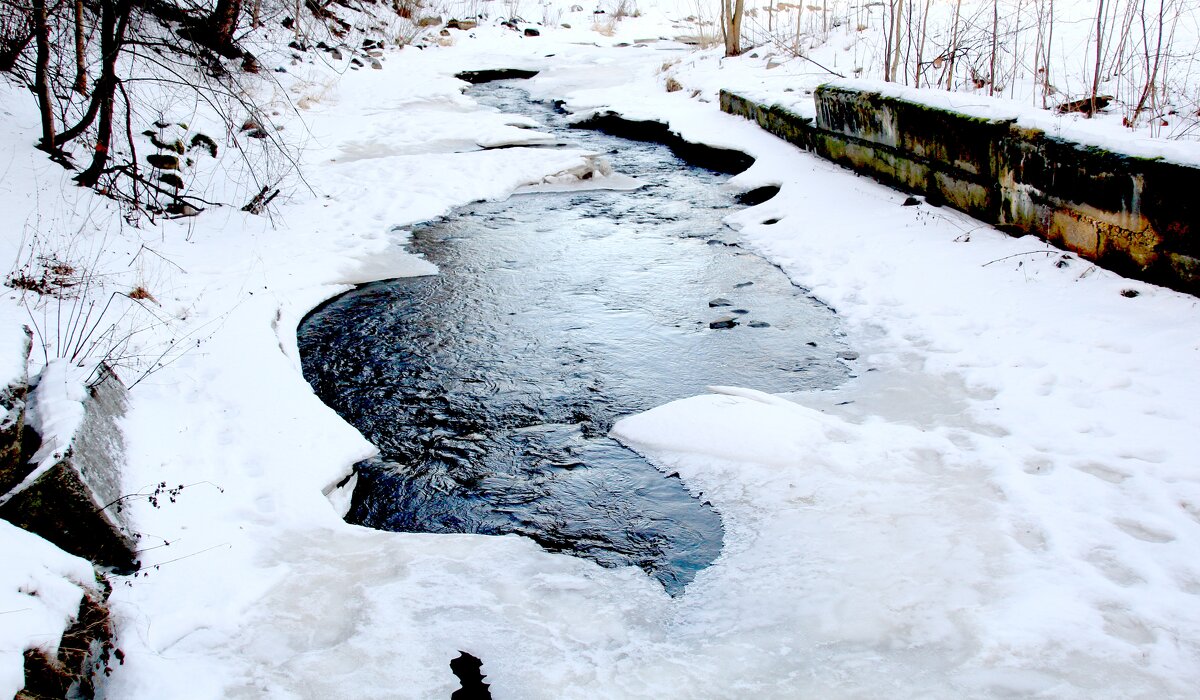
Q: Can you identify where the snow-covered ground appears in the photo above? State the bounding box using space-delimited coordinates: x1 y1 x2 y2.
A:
2 3 1200 698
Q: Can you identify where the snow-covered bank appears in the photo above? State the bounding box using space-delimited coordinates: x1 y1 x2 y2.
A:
2 6 1199 699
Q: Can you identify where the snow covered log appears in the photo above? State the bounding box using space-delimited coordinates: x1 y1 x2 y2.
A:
721 86 1200 295
0 364 137 574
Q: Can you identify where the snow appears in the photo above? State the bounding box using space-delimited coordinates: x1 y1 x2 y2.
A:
0 520 96 698
0 1 1198 697
819 78 1200 166
0 361 90 507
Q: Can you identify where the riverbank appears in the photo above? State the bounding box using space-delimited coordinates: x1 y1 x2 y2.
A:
2 9 1199 699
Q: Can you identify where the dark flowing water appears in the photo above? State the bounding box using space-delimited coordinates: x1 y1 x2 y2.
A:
298 83 850 595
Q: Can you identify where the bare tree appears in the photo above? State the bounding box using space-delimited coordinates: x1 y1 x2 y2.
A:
1090 0 1106 115
76 0 133 187
946 0 963 89
989 0 999 95
211 0 244 52
721 0 745 57
73 0 86 93
32 0 55 152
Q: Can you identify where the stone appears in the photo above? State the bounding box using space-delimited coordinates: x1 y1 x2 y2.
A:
145 153 179 170
709 317 738 329
902 196 921 206
189 133 218 158
450 651 491 699
524 28 540 36
748 321 771 328
149 134 185 154
0 365 137 573
708 297 732 307
0 330 30 496
837 350 860 360
1057 95 1112 115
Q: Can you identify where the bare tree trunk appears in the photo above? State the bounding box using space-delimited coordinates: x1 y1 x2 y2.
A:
1090 0 1106 116
723 0 744 57
32 0 56 151
794 1 804 54
915 0 930 87
988 0 998 95
883 0 895 80
0 29 34 72
1131 0 1165 123
211 0 244 49
946 0 962 89
77 0 131 187
73 0 87 94
1042 0 1054 106
889 0 903 81
1010 0 1022 97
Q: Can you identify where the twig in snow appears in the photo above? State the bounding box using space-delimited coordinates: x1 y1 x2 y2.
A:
981 250 1057 267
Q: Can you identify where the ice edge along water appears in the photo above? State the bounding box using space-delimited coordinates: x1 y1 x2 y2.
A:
0 8 1196 700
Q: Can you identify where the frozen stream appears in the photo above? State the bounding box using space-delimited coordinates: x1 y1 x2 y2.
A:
298 82 851 594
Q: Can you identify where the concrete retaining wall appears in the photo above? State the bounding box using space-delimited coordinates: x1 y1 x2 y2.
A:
721 87 1200 293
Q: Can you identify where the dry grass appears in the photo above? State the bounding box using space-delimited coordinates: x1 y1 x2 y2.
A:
128 286 156 302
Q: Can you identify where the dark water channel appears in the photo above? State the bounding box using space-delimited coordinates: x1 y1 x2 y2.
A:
298 82 850 595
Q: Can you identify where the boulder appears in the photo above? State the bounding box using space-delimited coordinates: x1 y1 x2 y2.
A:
145 153 179 170
0 330 31 496
0 365 137 573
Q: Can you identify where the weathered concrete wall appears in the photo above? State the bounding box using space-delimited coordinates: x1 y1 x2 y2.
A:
0 365 137 573
721 87 1200 294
